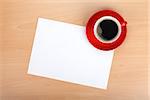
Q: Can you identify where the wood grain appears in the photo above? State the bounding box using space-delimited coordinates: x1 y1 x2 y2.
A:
1 0 149 100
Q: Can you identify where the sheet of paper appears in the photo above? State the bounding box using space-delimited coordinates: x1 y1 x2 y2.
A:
28 18 114 89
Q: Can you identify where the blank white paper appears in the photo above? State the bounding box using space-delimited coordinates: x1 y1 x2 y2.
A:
28 18 114 89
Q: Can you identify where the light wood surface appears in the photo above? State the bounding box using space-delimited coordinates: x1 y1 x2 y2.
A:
1 0 149 100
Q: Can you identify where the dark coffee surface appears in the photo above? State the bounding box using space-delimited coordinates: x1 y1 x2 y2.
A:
97 19 119 41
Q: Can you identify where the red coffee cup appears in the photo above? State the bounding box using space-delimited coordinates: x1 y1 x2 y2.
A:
86 10 127 50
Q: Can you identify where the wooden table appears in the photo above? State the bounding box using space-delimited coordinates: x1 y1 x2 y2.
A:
1 0 149 100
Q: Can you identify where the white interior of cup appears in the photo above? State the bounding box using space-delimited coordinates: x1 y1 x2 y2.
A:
94 16 122 43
